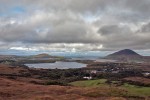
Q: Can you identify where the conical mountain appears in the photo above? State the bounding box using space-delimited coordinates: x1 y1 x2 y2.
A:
105 49 142 61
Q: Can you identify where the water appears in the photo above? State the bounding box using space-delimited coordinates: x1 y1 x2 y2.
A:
25 61 87 69
70 57 99 60
95 59 117 62
70 57 117 62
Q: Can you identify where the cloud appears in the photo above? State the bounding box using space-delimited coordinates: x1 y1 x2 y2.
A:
98 25 132 35
10 47 38 51
0 0 150 53
0 10 101 44
139 22 150 33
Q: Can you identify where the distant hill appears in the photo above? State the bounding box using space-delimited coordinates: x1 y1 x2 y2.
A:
32 53 64 59
105 49 143 61
0 55 18 60
33 53 52 58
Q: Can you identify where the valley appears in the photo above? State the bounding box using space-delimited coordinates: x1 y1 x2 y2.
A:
0 49 150 100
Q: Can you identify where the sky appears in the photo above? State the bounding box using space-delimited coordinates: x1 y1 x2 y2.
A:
0 0 150 56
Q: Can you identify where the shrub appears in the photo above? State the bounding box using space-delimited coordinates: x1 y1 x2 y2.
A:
45 80 68 86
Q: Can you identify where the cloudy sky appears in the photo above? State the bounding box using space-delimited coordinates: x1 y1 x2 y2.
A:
0 0 150 56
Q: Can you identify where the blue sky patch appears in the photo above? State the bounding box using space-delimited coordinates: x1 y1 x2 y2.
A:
12 6 25 14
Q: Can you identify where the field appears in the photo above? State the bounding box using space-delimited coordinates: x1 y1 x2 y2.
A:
122 83 150 97
70 79 150 98
0 77 130 100
70 79 107 87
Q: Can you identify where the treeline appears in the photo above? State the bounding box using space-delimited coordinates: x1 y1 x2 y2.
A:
28 68 89 85
18 60 56 64
122 79 150 87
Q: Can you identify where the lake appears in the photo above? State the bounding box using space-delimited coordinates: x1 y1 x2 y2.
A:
95 59 116 62
69 57 117 62
25 61 87 69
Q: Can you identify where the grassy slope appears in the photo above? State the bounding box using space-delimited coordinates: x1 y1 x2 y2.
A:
0 77 129 100
122 83 150 97
70 79 107 87
70 79 150 97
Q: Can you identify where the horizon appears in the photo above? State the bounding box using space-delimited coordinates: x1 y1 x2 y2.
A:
0 49 150 57
0 0 150 55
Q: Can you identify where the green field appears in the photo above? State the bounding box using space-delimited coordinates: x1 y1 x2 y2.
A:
70 79 107 87
122 83 150 97
70 79 150 97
